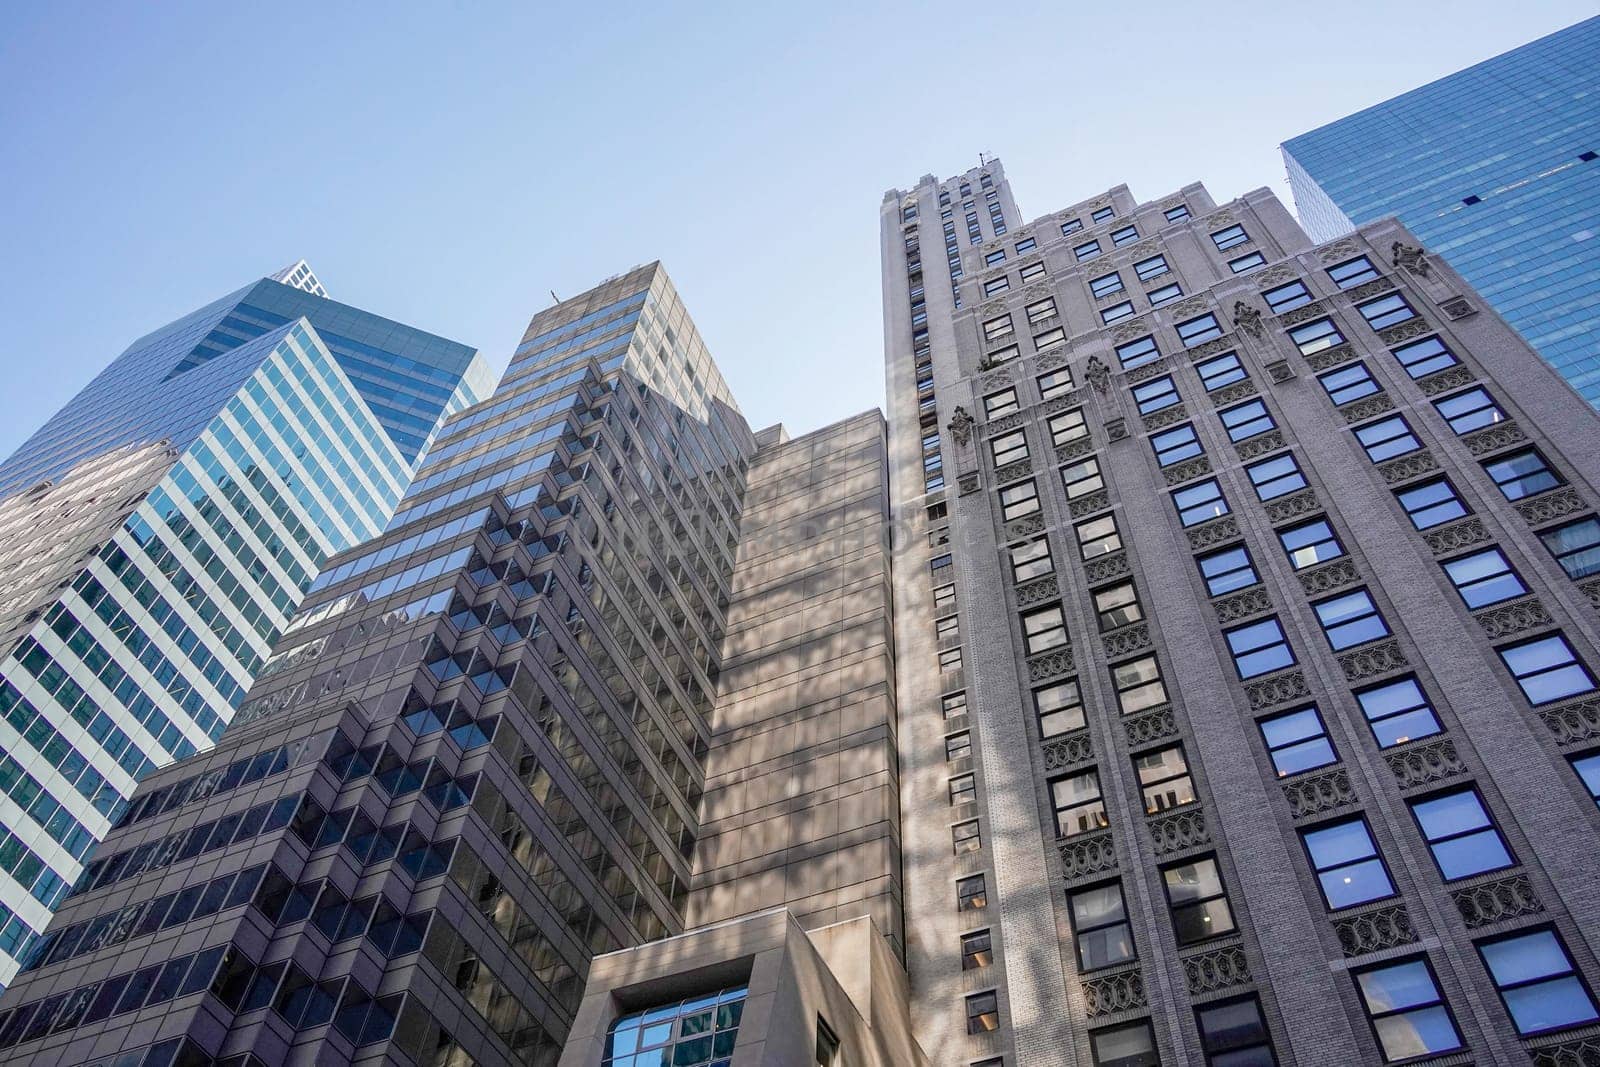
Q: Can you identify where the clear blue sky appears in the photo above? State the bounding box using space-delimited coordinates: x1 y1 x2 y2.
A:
0 2 1591 451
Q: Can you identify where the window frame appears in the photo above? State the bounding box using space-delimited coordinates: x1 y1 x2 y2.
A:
1161 854 1237 946
1259 705 1337 777
1352 957 1463 1063
1051 769 1108 838
1068 881 1136 972
1355 675 1443 749
1302 816 1397 911
1408 787 1514 882
1224 616 1296 679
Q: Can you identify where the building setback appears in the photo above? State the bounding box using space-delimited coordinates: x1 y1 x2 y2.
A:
0 267 483 989
1282 16 1600 408
882 161 1600 1066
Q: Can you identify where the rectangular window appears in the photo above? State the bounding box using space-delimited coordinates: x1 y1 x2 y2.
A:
1354 414 1420 462
1443 547 1526 609
1392 335 1459 378
1356 676 1442 747
999 479 1041 521
984 250 1006 266
1076 514 1122 559
1026 297 1057 324
1484 449 1560 501
1038 368 1074 400
1279 517 1344 570
1196 995 1275 1066
1036 680 1086 737
1015 236 1037 253
1163 856 1236 945
1049 408 1089 446
1075 239 1103 262
1069 882 1134 970
1498 633 1596 705
1304 818 1395 909
950 774 977 807
1260 706 1337 777
1135 744 1196 813
939 647 962 673
1264 280 1313 313
1133 376 1179 414
1090 271 1125 298
1092 206 1116 222
1328 255 1380 288
1173 479 1230 526
1010 537 1054 582
1290 317 1345 356
1314 589 1390 650
941 691 967 719
953 820 981 855
1061 218 1083 235
1198 544 1257 596
989 430 1029 468
1541 516 1600 579
1164 204 1190 222
1062 457 1105 498
1574 752 1600 805
1148 282 1184 308
1094 582 1142 630
1113 656 1168 714
1410 788 1513 880
1020 261 1046 282
1091 1021 1157 1067
1134 255 1170 281
1022 606 1069 654
1052 770 1108 837
936 615 960 642
1111 224 1138 246
1197 351 1245 391
983 276 1010 296
1245 452 1308 500
965 991 999 1034
1033 327 1066 351
957 874 987 912
1358 293 1417 331
1318 361 1379 406
1101 301 1135 325
1397 478 1469 530
1211 224 1249 250
1152 423 1203 466
1115 335 1160 370
1229 251 1266 274
1354 959 1462 1062
984 388 1020 419
1219 398 1275 441
983 314 1015 343
946 732 972 761
1480 929 1600 1036
1434 386 1504 435
1225 617 1296 678
1177 313 1222 347
960 928 992 969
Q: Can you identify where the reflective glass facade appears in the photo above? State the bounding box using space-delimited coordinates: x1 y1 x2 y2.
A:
1283 17 1600 407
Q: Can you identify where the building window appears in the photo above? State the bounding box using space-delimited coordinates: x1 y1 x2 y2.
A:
1049 408 1089 445
1134 254 1170 281
1164 204 1190 222
1484 449 1561 501
960 929 993 970
1092 206 1116 222
1101 301 1135 325
816 1016 840 1066
1196 351 1246 391
1356 676 1443 748
936 615 960 642
1088 271 1126 300
1328 255 1380 288
949 774 977 806
984 276 1011 296
1038 368 1074 400
1313 588 1390 650
1318 361 1379 406
1260 706 1337 777
1061 218 1083 235
953 820 982 855
604 985 750 1067
1196 995 1276 1066
1062 457 1105 499
1077 514 1122 559
1148 282 1184 308
1397 478 1469 530
1026 297 1058 324
1354 414 1420 462
1069 882 1135 970
1410 788 1513 880
1015 236 1037 253
989 430 1030 467
1115 335 1160 369
1211 224 1249 250
983 314 1015 343
1094 582 1143 630
1198 544 1257 596
984 388 1020 419
939 647 963 673
957 874 987 912
1051 770 1107 837
1090 1020 1158 1067
1133 375 1180 414
1022 606 1069 654
1163 856 1236 945
1391 335 1459 379
1541 516 1600 579
1225 617 1296 679
1033 326 1066 351
1354 958 1462 1062
999 479 1041 521
1245 452 1308 500
1010 537 1054 583
1075 239 1103 262
1303 818 1395 909
1280 518 1344 569
1263 280 1313 313
1020 261 1045 282
1219 398 1275 441
1573 752 1600 805
1036 680 1086 737
965 991 999 1034
985 250 1006 266
1442 547 1526 608
1136 744 1196 814
1152 423 1203 466
1229 251 1267 274
1111 224 1139 246
1434 386 1504 435
1113 656 1168 714
942 691 967 719
1177 313 1222 347
1357 293 1417 331
1173 479 1230 527
1479 929 1600 1036
1498 633 1596 705
1289 317 1345 357
946 732 972 761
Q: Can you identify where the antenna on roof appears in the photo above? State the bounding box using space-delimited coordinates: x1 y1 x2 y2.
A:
979 151 992 166
550 290 560 304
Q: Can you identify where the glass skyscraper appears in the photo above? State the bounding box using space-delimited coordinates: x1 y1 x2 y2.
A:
0 267 484 988
1282 16 1600 408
